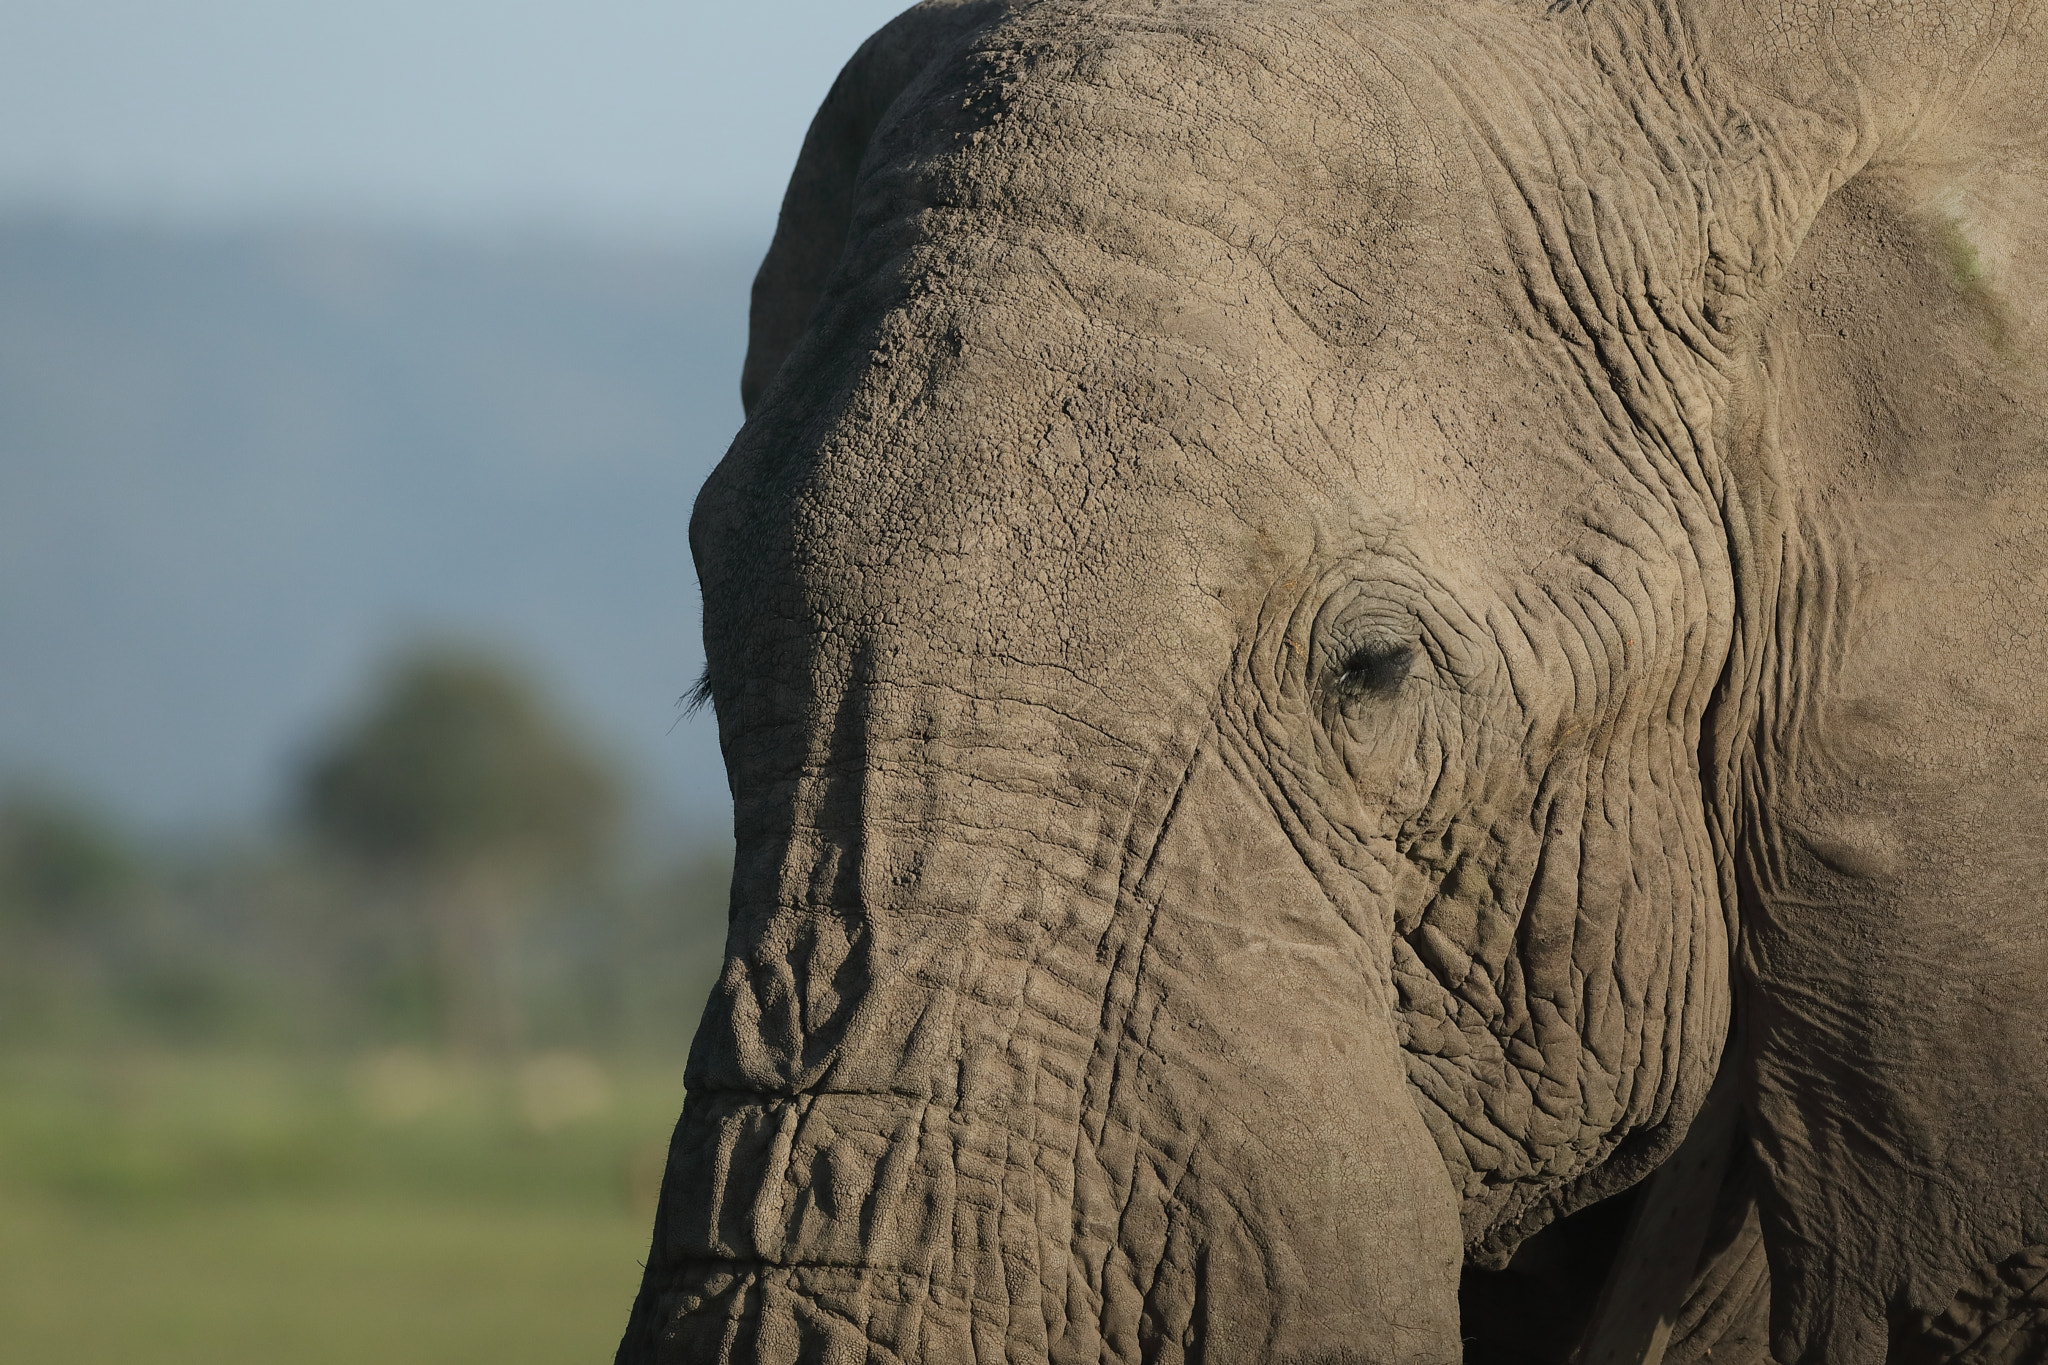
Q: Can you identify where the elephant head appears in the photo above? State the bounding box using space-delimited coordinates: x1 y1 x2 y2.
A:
620 2 2048 1362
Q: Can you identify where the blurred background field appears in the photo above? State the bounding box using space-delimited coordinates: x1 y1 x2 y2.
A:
0 0 913 1357
0 650 732 1362
0 1050 682 1363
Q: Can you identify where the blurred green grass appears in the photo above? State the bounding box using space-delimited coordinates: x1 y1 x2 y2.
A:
0 1049 683 1363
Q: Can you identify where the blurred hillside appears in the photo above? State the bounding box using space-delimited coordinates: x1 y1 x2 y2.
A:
0 214 756 839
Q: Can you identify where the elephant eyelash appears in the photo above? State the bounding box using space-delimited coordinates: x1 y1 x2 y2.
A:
678 666 714 717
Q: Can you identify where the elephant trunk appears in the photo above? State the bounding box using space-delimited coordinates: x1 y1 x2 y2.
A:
619 692 1465 1363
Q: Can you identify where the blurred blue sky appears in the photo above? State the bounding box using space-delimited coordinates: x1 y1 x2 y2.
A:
0 0 911 240
0 1 919 841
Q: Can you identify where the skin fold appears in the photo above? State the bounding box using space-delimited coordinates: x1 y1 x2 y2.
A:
617 2 2048 1361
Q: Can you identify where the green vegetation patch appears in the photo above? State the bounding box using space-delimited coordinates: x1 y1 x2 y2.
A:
0 1193 646 1365
0 1050 684 1363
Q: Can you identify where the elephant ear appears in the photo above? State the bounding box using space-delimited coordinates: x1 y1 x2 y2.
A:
1677 2 2048 1361
740 0 1005 416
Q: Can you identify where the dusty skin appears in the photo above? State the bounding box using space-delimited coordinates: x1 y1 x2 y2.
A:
618 2 2048 1362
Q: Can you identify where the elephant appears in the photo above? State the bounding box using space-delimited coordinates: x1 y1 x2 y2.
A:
617 1 2048 1361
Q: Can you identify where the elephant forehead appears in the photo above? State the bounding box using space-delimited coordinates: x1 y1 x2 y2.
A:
772 271 1410 664
770 266 1674 657
807 12 1676 528
703 0 1728 710
969 5 1435 249
863 0 1454 353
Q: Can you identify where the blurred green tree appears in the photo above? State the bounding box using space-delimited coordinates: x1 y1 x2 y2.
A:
0 788 144 1039
300 648 622 1056
0 790 138 933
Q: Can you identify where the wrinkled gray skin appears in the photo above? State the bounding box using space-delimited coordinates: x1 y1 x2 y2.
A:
618 2 2048 1362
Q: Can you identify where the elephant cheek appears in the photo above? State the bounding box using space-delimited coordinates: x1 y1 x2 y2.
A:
1066 953 1466 1365
1060 788 1465 1365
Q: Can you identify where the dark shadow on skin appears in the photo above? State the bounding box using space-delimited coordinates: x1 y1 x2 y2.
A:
1460 1186 1645 1365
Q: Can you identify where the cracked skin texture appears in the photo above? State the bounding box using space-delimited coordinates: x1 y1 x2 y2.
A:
616 2 2048 1362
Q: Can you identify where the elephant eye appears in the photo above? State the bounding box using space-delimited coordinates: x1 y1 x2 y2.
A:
1336 641 1414 695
